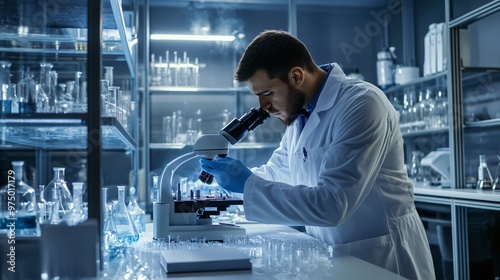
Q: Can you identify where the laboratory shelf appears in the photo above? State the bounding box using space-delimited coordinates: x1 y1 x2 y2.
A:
464 118 500 128
414 184 500 205
0 0 136 76
383 72 447 95
401 126 449 137
147 86 250 93
149 142 279 150
0 114 135 150
449 0 500 28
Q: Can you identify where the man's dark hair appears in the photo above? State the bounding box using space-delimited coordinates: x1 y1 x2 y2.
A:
235 30 316 83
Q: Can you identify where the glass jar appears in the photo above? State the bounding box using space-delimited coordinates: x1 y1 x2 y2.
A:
17 69 37 113
0 161 40 236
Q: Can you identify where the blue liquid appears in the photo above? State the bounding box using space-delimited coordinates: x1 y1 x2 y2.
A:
19 101 37 113
0 215 39 236
0 100 12 113
107 234 140 261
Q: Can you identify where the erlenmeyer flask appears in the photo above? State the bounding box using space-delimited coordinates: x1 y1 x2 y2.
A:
103 202 119 261
43 167 73 211
477 155 494 190
0 161 40 236
127 186 145 233
112 186 139 246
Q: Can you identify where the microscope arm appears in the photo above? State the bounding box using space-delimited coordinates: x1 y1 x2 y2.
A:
158 151 197 206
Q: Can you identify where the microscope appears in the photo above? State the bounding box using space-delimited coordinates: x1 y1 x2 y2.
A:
154 107 270 241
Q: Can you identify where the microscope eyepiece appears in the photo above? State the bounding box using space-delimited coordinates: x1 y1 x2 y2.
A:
198 107 270 185
220 107 270 145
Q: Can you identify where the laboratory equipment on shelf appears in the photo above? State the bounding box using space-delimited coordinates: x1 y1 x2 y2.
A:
477 155 494 190
0 161 40 236
408 150 423 183
43 167 73 212
65 182 85 226
494 156 500 190
154 107 270 241
420 148 451 187
376 47 396 88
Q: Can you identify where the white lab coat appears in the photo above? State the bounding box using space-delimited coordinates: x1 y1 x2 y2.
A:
244 63 435 280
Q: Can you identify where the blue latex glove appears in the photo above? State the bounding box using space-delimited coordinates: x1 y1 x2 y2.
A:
199 156 252 193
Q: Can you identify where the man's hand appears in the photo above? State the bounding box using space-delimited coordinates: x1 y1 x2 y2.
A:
199 156 252 193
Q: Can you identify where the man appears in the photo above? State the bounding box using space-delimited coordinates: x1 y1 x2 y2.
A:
200 30 435 280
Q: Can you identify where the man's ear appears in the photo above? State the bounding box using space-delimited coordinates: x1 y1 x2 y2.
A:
289 67 305 86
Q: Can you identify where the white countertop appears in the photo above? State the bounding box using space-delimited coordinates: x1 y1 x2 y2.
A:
113 223 405 280
413 183 500 204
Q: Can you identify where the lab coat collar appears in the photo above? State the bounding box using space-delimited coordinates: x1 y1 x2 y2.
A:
294 63 345 142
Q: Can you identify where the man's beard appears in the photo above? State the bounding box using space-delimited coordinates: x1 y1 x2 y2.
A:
281 83 307 126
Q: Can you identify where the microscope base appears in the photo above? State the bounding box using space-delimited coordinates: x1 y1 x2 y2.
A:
169 223 246 241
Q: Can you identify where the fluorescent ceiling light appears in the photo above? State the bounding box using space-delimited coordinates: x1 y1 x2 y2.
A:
150 34 235 42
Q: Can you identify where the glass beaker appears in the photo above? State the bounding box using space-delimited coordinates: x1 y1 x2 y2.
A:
477 155 494 190
43 167 74 211
103 202 119 261
0 161 40 236
127 186 145 233
112 186 139 246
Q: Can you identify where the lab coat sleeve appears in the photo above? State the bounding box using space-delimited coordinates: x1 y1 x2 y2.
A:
244 90 394 226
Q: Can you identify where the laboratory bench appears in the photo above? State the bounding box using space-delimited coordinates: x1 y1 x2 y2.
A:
102 223 405 280
414 184 500 204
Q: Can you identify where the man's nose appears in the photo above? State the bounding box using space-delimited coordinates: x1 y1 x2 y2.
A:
258 97 271 112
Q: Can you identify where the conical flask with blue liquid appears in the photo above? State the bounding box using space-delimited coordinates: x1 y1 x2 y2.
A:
0 161 40 236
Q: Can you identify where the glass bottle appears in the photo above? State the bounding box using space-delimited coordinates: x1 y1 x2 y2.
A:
0 161 40 236
112 185 139 246
43 167 73 212
408 151 423 182
66 182 84 226
434 88 448 128
127 186 145 234
17 69 37 113
477 155 494 190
